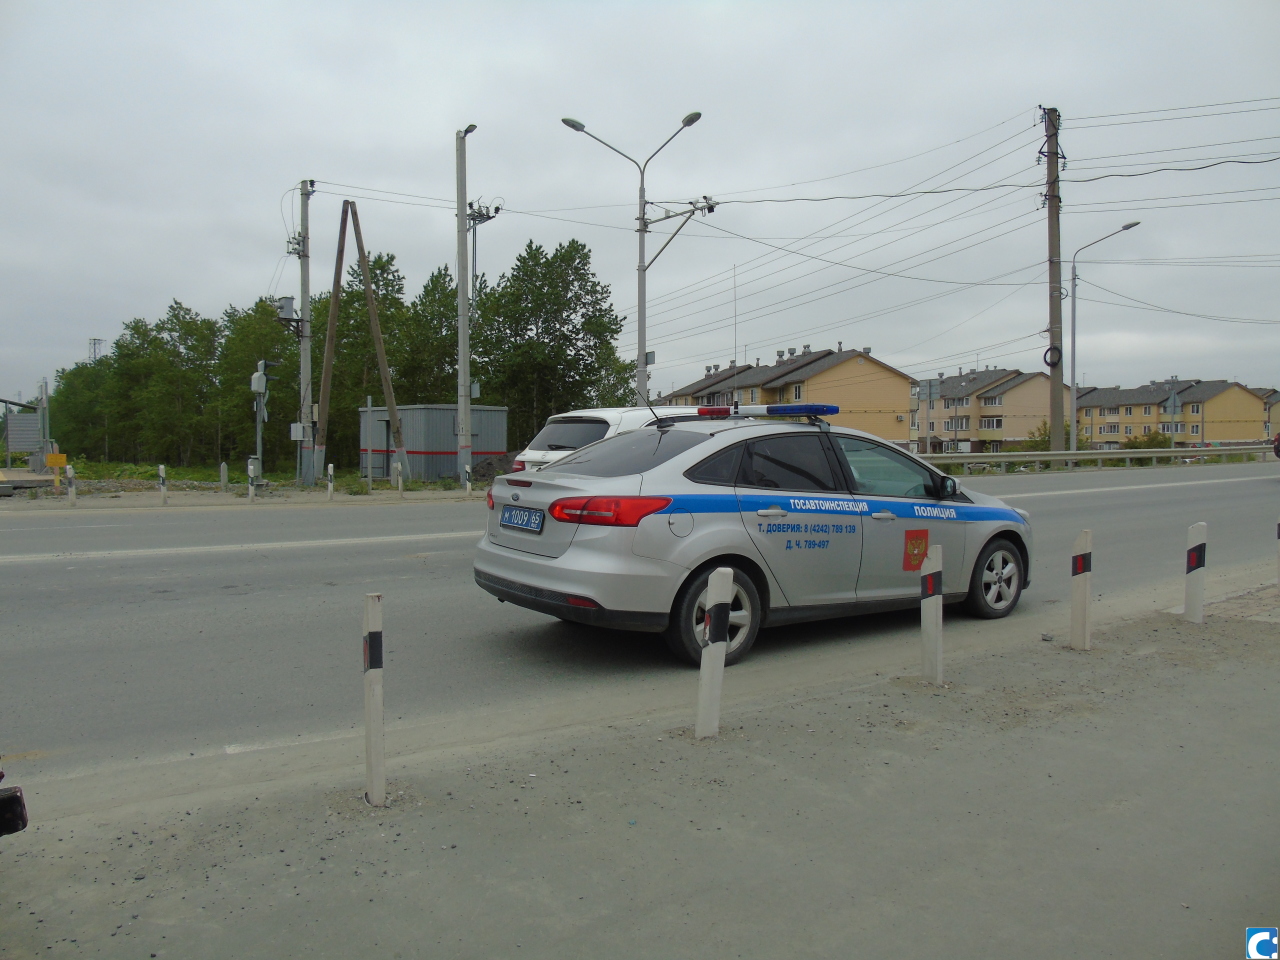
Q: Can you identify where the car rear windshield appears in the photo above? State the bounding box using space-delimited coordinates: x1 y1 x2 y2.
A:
541 428 708 477
527 417 610 451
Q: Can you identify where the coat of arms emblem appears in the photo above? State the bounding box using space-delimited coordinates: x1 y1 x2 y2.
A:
902 529 929 571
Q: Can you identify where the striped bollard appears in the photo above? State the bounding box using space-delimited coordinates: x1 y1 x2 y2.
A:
920 545 943 684
247 461 256 503
66 465 77 507
159 464 168 506
1184 522 1207 624
326 463 334 502
695 567 733 739
393 460 404 499
219 462 228 493
1070 530 1092 650
363 593 386 807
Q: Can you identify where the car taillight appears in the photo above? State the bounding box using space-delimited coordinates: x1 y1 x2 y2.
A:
548 496 672 527
512 460 526 472
486 487 494 510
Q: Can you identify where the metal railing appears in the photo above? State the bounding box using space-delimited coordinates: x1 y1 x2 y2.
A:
920 443 1272 474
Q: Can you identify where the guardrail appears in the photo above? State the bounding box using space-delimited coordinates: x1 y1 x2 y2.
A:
920 443 1272 474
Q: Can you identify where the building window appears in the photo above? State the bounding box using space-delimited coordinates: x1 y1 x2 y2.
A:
1084 425 1092 436
1174 422 1186 434
982 396 1002 407
928 399 935 410
793 384 802 400
1159 422 1172 433
750 388 757 403
980 418 1003 430
910 417 918 430
989 441 1002 453
962 397 970 407
1124 406 1133 416
1143 425 1152 435
1099 424 1120 434
1191 423 1200 435
928 421 935 432
943 417 970 432
1143 405 1152 416
1124 425 1133 435
1083 408 1093 417
1103 407 1120 416
1190 403 1200 414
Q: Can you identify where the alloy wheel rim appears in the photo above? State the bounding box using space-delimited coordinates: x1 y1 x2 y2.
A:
693 580 753 653
981 549 1019 610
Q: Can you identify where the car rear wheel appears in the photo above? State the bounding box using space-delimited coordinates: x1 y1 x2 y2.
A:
665 565 762 666
964 538 1023 618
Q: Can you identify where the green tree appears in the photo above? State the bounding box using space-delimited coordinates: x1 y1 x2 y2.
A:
1121 430 1173 449
474 239 632 448
50 357 111 460
215 298 297 470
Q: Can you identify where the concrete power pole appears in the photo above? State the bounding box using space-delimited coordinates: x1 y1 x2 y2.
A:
298 179 316 484
1044 107 1065 453
456 125 476 487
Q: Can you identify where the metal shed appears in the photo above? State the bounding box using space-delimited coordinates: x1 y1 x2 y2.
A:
358 403 508 480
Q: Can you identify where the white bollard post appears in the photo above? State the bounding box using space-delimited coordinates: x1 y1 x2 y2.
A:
1275 514 1279 587
219 462 228 493
247 461 256 503
158 464 167 506
326 463 334 502
695 567 733 739
1184 521 1207 624
1070 530 1092 650
465 464 472 495
393 460 404 499
920 544 943 683
66 465 77 506
363 593 386 807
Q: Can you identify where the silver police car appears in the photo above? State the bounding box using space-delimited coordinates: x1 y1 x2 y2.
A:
474 406 1031 665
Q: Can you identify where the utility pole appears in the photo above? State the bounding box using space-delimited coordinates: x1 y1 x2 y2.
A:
296 180 316 484
1044 107 1065 453
456 124 476 487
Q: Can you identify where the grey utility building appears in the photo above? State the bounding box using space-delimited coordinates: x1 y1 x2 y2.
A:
358 403 508 481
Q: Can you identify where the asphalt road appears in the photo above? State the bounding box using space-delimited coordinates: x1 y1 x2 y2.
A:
2 460 1277 781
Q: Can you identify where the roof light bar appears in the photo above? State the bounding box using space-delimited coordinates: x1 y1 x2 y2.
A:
695 403 840 418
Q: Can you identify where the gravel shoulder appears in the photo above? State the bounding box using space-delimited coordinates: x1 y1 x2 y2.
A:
5 582 1280 959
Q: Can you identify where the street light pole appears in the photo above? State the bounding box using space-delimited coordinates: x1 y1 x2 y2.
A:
562 113 707 403
1069 221 1140 454
456 123 476 488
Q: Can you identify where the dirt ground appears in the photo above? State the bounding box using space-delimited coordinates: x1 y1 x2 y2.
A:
4 587 1280 958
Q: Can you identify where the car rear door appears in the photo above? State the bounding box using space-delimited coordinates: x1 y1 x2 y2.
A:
735 433 864 607
829 435 967 601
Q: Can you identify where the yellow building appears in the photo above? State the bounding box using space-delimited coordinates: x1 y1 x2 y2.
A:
661 345 917 446
917 368 1069 453
1075 379 1268 447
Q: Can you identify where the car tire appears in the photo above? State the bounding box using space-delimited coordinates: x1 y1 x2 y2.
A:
664 565 762 666
964 538 1024 619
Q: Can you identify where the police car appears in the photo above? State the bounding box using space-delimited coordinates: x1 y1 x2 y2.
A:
474 404 1032 665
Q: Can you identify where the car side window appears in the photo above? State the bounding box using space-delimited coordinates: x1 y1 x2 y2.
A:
833 436 936 499
738 435 840 492
685 443 743 486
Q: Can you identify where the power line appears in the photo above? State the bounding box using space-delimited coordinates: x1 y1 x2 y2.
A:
1078 279 1280 325
1072 96 1280 121
1071 104 1280 129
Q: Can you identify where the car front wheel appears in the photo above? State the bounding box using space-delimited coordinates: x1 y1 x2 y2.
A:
964 538 1024 618
665 565 762 666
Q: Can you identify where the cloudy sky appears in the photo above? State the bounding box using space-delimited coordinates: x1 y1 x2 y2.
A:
1 1 1277 408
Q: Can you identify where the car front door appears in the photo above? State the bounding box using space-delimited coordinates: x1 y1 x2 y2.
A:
829 435 967 601
735 433 865 607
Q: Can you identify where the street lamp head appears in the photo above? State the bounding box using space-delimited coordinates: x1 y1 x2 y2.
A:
1122 221 1140 230
681 111 702 127
561 118 586 132
463 124 477 136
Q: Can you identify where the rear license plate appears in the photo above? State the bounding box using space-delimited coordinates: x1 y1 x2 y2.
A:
500 504 545 533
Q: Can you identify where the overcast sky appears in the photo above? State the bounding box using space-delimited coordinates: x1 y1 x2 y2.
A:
2 1 1277 409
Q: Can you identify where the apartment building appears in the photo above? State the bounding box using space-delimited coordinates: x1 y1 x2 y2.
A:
662 345 917 445
916 367 1068 453
1075 378 1269 447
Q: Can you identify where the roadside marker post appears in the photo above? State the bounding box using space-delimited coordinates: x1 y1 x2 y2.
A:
219 462 228 493
920 545 943 683
695 567 733 739
393 460 404 499
66 465 76 506
363 593 386 807
1070 530 1092 650
247 461 256 503
159 464 167 506
1185 522 1207 624
327 463 334 502
1275 514 1279 586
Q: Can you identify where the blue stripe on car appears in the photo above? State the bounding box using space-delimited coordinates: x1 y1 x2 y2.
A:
656 492 1024 525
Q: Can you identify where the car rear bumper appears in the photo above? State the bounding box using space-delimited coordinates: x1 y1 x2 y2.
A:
474 569 669 632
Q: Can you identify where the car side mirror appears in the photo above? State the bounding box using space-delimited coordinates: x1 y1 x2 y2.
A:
938 475 958 499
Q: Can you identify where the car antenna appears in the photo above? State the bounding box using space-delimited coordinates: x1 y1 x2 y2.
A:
637 384 672 430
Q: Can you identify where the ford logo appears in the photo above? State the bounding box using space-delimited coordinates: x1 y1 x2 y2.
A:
511 493 520 501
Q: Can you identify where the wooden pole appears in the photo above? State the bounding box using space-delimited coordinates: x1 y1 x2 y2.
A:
363 593 386 807
314 200 349 476
348 203 407 480
920 544 943 683
1070 530 1092 650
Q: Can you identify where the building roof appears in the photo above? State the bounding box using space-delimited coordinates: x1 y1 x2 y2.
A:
977 371 1042 398
761 348 916 389
919 368 1020 400
665 364 753 400
1074 379 1246 410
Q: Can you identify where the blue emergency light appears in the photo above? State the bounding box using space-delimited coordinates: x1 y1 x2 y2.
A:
696 403 840 417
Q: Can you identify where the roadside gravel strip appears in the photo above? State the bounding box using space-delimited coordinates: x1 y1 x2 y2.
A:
5 585 1279 958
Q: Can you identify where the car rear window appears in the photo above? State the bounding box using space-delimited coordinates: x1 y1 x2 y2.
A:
527 417 610 451
542 428 709 477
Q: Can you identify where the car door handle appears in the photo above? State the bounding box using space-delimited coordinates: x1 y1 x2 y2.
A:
871 511 896 520
757 507 788 517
